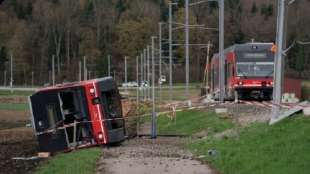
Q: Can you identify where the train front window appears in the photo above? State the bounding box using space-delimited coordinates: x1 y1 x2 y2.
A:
101 90 122 119
237 62 274 77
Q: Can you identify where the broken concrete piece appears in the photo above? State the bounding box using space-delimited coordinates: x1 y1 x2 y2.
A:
215 108 228 114
303 107 310 116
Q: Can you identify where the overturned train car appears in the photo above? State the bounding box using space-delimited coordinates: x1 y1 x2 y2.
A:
29 77 126 152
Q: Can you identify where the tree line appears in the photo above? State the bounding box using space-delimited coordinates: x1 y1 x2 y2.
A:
0 0 309 86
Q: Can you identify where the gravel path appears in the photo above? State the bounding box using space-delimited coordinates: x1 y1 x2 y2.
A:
96 137 214 174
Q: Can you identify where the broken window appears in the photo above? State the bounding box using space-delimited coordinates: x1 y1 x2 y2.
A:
46 104 57 130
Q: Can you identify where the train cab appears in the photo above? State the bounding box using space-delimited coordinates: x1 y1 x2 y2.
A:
28 77 125 152
209 43 275 100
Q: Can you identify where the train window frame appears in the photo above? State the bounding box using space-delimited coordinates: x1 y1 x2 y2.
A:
236 62 274 77
46 104 58 130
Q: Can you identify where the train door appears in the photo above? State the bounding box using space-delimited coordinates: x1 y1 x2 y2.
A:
58 87 93 148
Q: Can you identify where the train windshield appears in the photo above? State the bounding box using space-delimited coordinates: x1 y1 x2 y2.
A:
237 62 274 77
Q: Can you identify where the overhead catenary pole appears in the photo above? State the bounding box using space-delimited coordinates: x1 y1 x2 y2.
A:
31 71 34 87
124 56 128 92
10 53 13 93
3 70 6 86
159 22 163 102
141 53 144 101
151 36 157 139
83 56 87 81
185 0 190 102
219 0 225 102
108 55 111 77
271 0 286 121
136 56 139 105
168 2 175 101
78 60 82 81
205 41 211 91
147 45 151 100
52 55 55 86
144 49 147 101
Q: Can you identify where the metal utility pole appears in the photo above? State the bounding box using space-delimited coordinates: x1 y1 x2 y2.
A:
219 0 225 102
272 0 286 120
147 45 151 100
10 53 13 92
168 2 176 101
140 53 144 101
136 56 139 105
31 71 34 87
124 56 128 89
144 49 147 101
185 0 190 101
78 61 82 81
108 55 111 77
83 56 87 81
3 70 6 86
159 22 163 102
151 36 157 139
206 41 211 89
52 55 55 86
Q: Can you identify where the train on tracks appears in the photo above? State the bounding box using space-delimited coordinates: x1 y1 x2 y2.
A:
207 42 275 100
28 77 126 152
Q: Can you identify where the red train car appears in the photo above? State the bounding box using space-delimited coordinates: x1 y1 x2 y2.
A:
29 77 125 152
209 42 275 100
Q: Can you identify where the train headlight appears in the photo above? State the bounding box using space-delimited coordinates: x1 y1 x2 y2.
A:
90 88 95 95
98 133 103 140
238 81 243 86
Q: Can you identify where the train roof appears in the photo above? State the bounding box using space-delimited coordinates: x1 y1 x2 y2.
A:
33 77 114 93
213 42 274 58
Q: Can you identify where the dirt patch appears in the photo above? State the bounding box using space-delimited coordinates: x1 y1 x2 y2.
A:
0 128 39 174
96 137 214 174
0 96 27 104
0 110 29 122
226 103 272 126
0 110 30 130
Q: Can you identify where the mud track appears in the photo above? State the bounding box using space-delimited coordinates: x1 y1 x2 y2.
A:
96 137 214 174
0 128 39 174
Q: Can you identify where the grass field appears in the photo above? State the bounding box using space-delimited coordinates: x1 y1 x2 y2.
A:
35 148 101 174
0 90 33 96
188 115 310 174
157 110 234 136
0 103 29 111
123 87 200 101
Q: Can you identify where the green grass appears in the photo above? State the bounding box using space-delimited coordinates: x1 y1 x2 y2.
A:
0 90 33 96
35 148 101 174
0 103 29 111
123 87 200 101
188 115 310 174
157 88 200 101
157 110 234 136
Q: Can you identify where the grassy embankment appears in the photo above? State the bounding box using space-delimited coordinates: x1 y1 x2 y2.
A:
35 148 102 174
157 110 310 174
122 86 200 101
0 90 33 111
157 110 234 136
